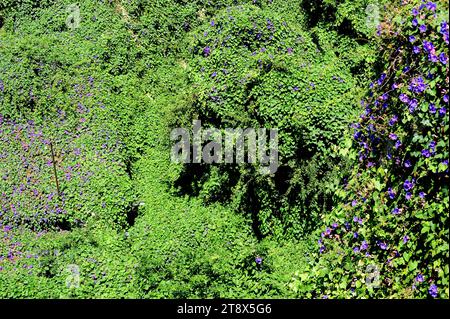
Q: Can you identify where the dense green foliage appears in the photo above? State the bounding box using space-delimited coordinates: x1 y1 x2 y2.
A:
0 0 448 299
305 1 449 298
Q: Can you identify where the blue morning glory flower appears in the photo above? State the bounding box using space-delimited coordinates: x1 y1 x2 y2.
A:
422 149 431 158
429 284 438 298
408 77 427 94
389 133 398 141
399 93 409 103
361 241 368 250
423 41 435 53
388 188 396 199
415 274 424 282
426 2 437 11
429 103 436 113
404 180 414 191
203 46 211 57
389 115 398 126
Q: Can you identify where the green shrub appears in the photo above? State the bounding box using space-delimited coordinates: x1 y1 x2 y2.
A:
169 4 362 239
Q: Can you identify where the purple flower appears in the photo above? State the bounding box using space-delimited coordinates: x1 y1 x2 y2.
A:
415 274 424 283
404 180 414 191
378 73 386 85
332 223 338 229
388 188 396 199
389 133 398 141
441 21 449 33
429 284 438 298
404 160 412 168
389 115 398 126
395 140 402 149
412 8 419 16
423 41 435 53
287 47 293 54
353 232 358 239
405 192 412 200
392 207 400 215
211 72 217 78
408 99 418 113
412 18 418 27
413 46 421 54
378 241 388 250
429 141 436 150
422 149 431 158
399 93 409 103
419 192 426 199
426 2 436 11
353 247 360 253
255 257 263 265
429 103 437 113
403 235 409 243
439 107 446 116
352 200 358 207
429 54 438 63
444 95 449 103
409 36 416 43
210 20 215 27
361 241 368 251
203 46 211 57
408 77 427 94
0 80 4 92
419 25 427 33
439 53 448 64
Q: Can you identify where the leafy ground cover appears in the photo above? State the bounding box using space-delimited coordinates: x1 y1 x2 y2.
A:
0 0 448 298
